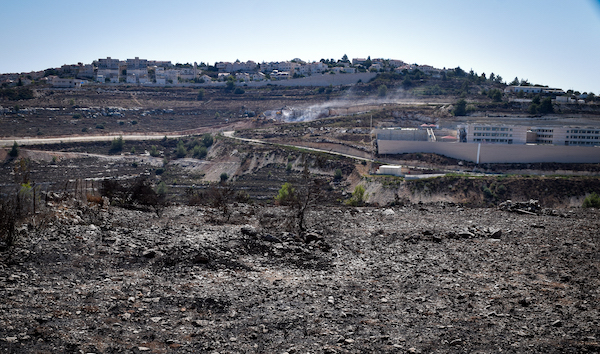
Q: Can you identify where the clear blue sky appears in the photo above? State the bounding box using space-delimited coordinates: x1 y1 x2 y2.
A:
2 0 600 93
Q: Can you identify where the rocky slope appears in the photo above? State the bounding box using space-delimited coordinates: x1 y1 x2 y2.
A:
1 200 599 353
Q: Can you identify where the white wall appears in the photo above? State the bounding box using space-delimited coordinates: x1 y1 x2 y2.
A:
377 140 600 163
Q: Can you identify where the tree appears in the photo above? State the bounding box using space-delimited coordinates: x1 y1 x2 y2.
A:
378 84 388 97
8 141 19 158
341 54 349 63
489 89 502 102
202 133 214 147
196 88 205 101
150 145 160 157
109 136 124 154
538 97 554 114
176 140 187 158
220 172 229 183
454 66 466 77
453 99 467 116
510 77 520 86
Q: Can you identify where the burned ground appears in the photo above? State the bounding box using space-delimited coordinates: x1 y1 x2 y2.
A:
0 201 598 353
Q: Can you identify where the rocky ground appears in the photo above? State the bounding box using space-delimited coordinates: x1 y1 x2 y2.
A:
1 199 599 353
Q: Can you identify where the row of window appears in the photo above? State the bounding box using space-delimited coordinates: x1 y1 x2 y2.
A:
536 134 553 138
473 138 513 144
533 129 554 133
567 136 600 140
536 140 553 144
474 127 512 131
474 133 511 137
568 130 600 134
568 141 600 146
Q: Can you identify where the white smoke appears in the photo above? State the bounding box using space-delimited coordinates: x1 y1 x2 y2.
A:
264 86 417 123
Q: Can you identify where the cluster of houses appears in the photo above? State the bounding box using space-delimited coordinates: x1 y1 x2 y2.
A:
1 56 445 88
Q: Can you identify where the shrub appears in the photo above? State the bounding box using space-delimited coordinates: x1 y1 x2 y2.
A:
334 168 343 181
149 145 160 157
109 136 124 153
346 185 367 206
175 140 187 158
275 182 296 205
220 172 229 183
192 145 207 159
286 163 293 173
583 192 600 208
202 133 214 147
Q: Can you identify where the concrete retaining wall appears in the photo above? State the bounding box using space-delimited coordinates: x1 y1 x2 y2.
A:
377 140 600 163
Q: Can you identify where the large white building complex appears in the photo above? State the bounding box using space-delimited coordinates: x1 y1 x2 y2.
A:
457 124 600 147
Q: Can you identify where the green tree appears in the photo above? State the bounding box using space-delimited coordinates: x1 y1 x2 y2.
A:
334 168 343 181
196 88 205 101
453 99 467 116
220 172 229 183
175 140 187 158
156 181 167 195
510 77 519 86
378 84 388 97
192 145 207 159
150 145 160 157
8 141 19 158
538 97 554 114
202 133 214 147
109 136 124 153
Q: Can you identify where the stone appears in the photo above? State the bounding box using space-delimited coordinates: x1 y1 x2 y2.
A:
490 228 502 239
142 249 156 258
551 320 563 327
382 209 395 216
241 225 257 237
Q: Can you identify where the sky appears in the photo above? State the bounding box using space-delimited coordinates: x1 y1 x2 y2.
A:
2 0 600 93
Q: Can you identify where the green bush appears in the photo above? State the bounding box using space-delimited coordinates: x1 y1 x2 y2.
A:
346 185 367 206
109 136 124 153
202 133 214 147
275 182 296 205
192 145 207 159
150 145 160 157
334 168 343 181
175 140 187 158
220 173 229 183
583 192 600 208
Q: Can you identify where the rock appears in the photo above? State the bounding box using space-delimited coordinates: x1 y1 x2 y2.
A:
551 320 563 327
262 234 281 243
382 209 395 216
142 249 156 258
138 347 151 351
193 254 210 264
489 228 502 239
458 231 474 238
241 225 257 237
4 337 18 343
449 339 462 346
